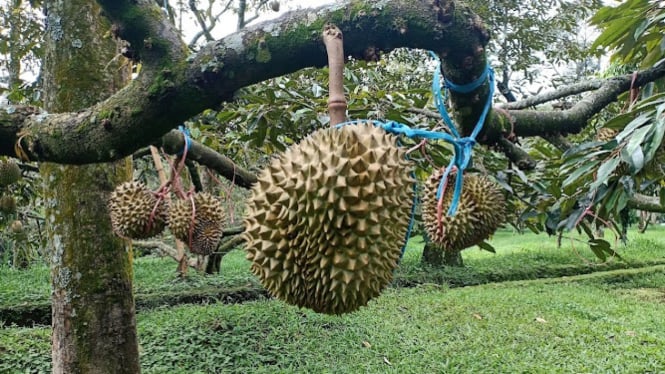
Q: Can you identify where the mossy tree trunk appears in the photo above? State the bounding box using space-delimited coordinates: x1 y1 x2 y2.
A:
41 1 139 373
421 242 464 267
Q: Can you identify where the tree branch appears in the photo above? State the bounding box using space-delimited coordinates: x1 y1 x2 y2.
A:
0 0 487 164
159 130 257 189
188 0 215 43
496 137 536 170
504 63 665 137
627 193 665 214
188 0 234 48
499 79 604 110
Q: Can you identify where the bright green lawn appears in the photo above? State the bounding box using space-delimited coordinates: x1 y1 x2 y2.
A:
2 227 665 307
2 267 664 373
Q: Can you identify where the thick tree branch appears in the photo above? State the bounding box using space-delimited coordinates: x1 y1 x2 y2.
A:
504 63 665 137
627 193 665 214
499 80 604 110
496 137 536 170
159 130 257 188
0 0 488 164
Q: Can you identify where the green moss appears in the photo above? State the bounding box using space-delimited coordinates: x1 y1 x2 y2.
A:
98 109 113 119
255 47 272 63
147 72 174 97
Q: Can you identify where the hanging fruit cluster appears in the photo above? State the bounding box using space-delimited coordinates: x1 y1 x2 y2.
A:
169 192 226 255
422 168 506 251
109 181 226 255
0 159 21 188
0 158 21 217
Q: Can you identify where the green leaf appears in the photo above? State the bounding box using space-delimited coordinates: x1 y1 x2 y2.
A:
660 187 665 207
625 126 651 155
591 157 620 189
588 239 610 261
634 19 649 40
629 146 645 173
562 160 600 188
617 115 651 143
477 241 496 253
579 221 594 239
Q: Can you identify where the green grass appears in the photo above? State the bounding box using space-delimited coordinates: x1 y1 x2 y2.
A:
2 227 665 309
2 227 664 372
2 266 664 373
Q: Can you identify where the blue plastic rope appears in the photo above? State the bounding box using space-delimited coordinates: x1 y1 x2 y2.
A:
428 51 495 215
177 125 192 155
333 53 494 251
402 178 418 257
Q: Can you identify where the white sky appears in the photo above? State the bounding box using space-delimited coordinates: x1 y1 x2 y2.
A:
180 0 336 42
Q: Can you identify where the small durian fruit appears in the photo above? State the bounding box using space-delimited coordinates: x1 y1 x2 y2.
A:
422 169 505 251
639 144 665 180
10 219 23 233
0 159 21 187
0 195 17 215
109 181 168 239
595 127 618 142
168 192 225 255
244 123 415 315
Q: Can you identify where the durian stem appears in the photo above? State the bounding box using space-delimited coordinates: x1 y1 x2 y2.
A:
323 24 347 127
150 146 188 277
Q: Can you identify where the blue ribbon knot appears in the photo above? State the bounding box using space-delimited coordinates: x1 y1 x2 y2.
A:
176 125 192 156
333 51 494 253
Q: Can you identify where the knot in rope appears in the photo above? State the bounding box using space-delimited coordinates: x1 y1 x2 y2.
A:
428 51 495 216
176 125 192 156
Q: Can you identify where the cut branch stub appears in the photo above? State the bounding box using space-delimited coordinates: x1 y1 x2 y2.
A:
323 24 347 127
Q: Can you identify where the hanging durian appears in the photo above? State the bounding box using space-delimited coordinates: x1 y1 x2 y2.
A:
168 192 225 255
595 127 618 142
0 159 21 187
422 168 505 251
244 123 414 315
0 195 17 215
109 181 168 239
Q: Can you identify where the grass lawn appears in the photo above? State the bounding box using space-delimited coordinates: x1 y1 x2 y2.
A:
2 226 665 309
1 266 664 373
1 227 665 372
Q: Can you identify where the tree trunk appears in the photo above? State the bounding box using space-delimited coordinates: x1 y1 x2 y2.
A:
443 250 464 267
42 1 140 372
7 0 22 89
421 242 464 267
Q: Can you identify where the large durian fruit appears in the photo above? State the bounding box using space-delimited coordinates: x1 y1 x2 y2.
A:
244 123 415 315
422 169 505 251
109 181 168 239
0 159 21 187
168 192 225 255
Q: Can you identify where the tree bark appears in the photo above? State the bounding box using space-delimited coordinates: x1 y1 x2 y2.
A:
444 250 464 267
1 0 494 163
42 0 140 372
422 241 464 267
421 242 444 267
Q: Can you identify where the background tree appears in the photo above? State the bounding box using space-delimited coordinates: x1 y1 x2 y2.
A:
40 0 139 371
0 0 43 103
